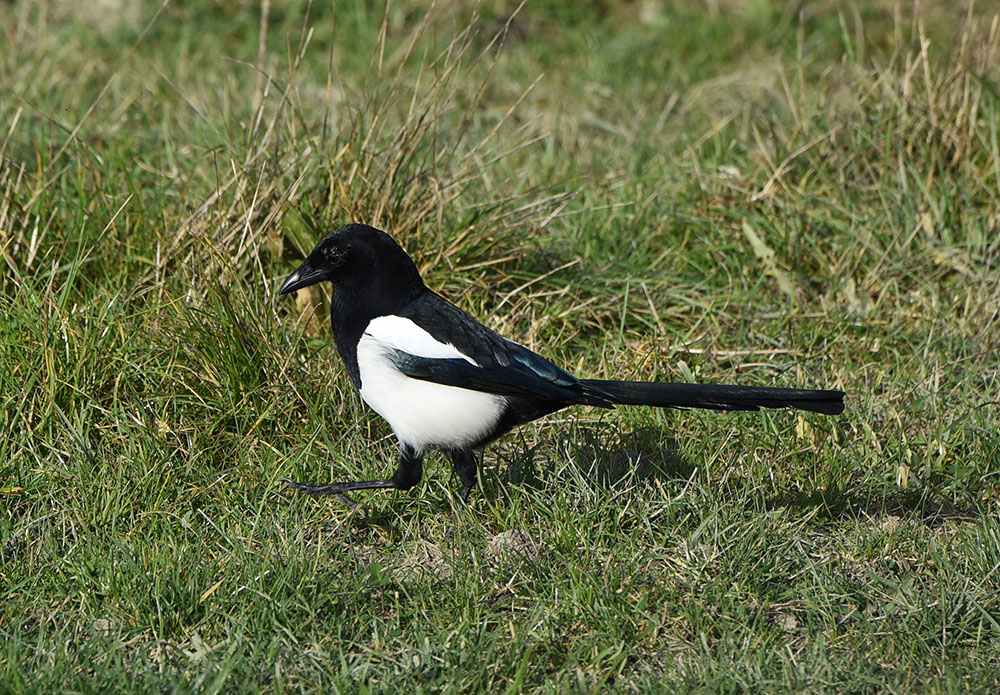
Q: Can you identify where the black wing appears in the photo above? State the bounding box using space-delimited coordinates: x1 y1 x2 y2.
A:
386 349 611 407
395 292 614 408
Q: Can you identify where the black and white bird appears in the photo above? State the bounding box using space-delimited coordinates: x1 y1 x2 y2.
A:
278 223 844 505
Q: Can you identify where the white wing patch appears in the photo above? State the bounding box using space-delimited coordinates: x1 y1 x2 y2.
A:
363 315 477 364
356 315 504 452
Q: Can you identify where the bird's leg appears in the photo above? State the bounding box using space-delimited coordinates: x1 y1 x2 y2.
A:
282 445 424 504
450 449 478 502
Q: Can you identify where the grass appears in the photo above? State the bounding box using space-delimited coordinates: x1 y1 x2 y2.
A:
2 0 1000 691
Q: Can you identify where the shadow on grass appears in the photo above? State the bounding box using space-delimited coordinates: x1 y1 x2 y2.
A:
767 486 979 526
479 425 695 498
470 426 981 529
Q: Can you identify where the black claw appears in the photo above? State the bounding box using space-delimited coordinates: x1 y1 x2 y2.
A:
280 478 340 495
281 479 369 512
334 492 368 513
280 447 421 509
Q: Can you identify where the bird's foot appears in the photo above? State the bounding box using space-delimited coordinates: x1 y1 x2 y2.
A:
281 478 348 495
280 478 369 513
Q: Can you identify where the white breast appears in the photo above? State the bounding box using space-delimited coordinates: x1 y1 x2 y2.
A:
356 316 506 452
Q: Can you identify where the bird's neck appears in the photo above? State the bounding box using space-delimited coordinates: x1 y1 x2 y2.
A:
328 280 423 389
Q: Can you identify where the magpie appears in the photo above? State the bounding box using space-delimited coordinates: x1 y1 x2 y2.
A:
278 223 845 505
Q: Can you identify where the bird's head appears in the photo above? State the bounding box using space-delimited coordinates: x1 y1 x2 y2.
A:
278 223 424 299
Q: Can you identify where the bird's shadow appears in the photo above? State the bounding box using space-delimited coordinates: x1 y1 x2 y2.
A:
473 425 979 528
766 485 978 526
482 424 694 497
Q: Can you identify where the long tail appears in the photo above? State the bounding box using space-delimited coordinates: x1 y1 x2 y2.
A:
581 380 845 415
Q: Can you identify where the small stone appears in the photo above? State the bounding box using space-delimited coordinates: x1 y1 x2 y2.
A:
488 530 540 559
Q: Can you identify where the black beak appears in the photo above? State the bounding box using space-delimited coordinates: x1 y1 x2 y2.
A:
278 260 326 295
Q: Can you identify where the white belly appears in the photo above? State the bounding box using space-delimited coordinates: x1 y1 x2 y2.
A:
356 328 506 452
